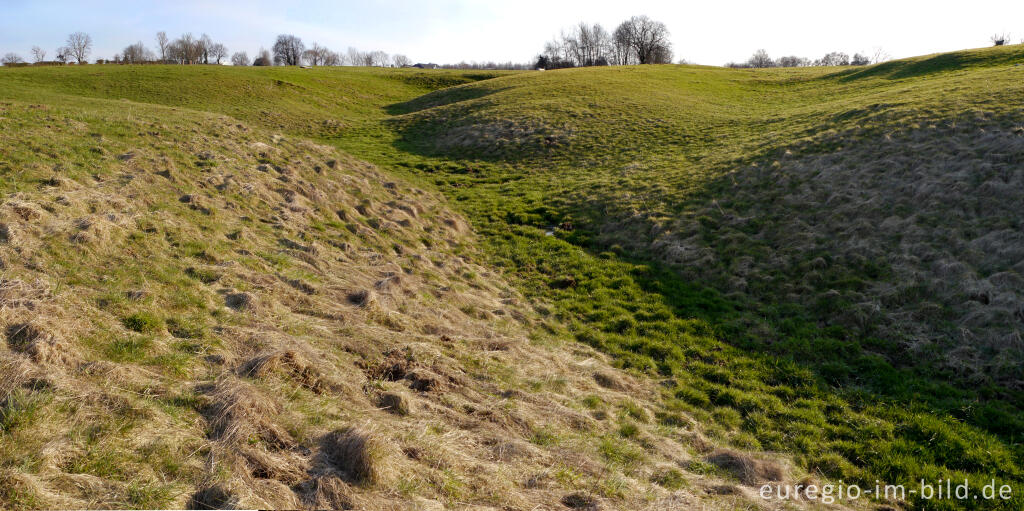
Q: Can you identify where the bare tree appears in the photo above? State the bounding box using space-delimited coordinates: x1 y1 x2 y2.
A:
121 42 153 64
55 46 70 64
210 43 228 64
442 60 530 70
167 34 187 64
851 53 871 66
66 32 93 64
346 47 364 66
231 51 249 66
991 33 1011 46
614 16 672 64
30 46 46 63
369 50 390 67
168 33 205 64
389 53 409 67
182 33 201 64
273 34 304 65
156 31 169 62
556 22 612 67
352 49 375 66
324 51 343 66
198 34 214 64
167 37 184 63
870 47 890 64
253 47 272 66
776 55 810 67
816 51 850 66
610 25 634 65
747 49 775 68
2 53 24 65
303 42 331 66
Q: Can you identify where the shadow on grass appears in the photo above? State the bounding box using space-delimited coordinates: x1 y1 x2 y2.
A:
386 84 511 115
385 84 580 165
480 217 1024 507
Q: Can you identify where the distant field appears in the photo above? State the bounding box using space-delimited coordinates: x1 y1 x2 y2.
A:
2 45 1024 510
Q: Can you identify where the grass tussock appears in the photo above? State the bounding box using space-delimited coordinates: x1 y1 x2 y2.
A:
376 391 411 416
240 349 329 394
187 484 236 510
4 322 75 365
321 426 388 486
203 378 292 449
704 449 785 485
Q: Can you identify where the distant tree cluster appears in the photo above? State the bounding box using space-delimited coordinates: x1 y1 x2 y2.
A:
253 48 273 66
440 61 533 70
990 33 1013 46
263 35 403 67
726 48 888 68
2 31 92 66
2 30 406 67
162 33 228 64
344 47 381 66
1 52 25 65
120 41 154 64
536 15 673 69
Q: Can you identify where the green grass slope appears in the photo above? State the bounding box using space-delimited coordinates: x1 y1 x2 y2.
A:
2 45 1024 510
0 65 514 153
2 85 788 511
384 48 1024 510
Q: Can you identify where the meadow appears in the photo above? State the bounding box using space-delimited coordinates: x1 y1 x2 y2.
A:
2 44 1023 509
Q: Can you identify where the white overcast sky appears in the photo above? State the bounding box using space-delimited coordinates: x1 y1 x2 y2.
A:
1 0 1022 65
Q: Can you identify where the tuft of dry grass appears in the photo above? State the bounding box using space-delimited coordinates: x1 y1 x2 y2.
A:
377 391 411 416
0 223 13 244
202 377 293 449
321 426 388 486
187 484 236 510
4 322 75 365
239 349 328 394
0 358 31 400
592 370 626 391
704 449 785 485
561 491 601 510
346 289 377 308
224 292 255 311
298 475 355 510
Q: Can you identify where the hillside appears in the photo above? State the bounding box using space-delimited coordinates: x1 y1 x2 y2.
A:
0 72 841 511
1 44 1023 510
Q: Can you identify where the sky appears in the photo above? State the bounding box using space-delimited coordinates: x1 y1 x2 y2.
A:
1 0 1022 66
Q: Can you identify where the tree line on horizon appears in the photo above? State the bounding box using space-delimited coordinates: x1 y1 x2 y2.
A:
726 48 889 68
726 32 1021 69
2 28 1022 69
0 31 412 68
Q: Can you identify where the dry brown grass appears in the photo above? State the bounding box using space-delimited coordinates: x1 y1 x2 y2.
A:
376 391 411 416
321 426 388 486
298 474 356 510
0 98 818 511
239 349 328 394
4 322 75 365
202 377 293 449
705 449 786 485
187 483 236 510
635 122 1024 388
